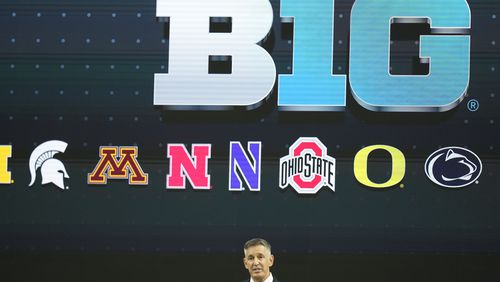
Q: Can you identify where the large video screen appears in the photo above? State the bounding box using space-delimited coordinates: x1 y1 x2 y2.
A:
1 0 499 280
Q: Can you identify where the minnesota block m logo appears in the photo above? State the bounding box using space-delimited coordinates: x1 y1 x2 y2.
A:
88 146 148 185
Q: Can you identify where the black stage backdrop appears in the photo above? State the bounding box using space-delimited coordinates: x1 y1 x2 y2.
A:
1 0 499 281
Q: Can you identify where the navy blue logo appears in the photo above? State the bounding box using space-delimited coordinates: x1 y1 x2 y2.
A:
425 147 482 188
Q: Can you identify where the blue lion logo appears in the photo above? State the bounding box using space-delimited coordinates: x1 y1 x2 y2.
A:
425 147 482 188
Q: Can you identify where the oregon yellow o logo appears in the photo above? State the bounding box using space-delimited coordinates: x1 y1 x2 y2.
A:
0 145 12 184
354 145 405 188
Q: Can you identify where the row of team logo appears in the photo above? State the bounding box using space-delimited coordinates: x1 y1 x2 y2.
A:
0 137 482 193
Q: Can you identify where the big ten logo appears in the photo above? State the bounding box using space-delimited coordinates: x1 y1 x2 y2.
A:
155 0 470 112
88 146 149 185
279 137 335 194
0 145 13 184
353 145 406 188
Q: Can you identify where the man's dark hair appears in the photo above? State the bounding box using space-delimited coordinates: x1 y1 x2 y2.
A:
243 238 272 254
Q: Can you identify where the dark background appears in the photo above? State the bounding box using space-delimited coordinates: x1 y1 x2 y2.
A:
1 0 499 281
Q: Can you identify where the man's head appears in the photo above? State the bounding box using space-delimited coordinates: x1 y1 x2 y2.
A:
243 238 274 282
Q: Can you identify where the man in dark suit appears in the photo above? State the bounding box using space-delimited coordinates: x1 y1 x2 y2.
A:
242 238 280 282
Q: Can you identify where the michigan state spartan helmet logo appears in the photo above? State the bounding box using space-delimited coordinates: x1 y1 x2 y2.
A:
29 140 69 190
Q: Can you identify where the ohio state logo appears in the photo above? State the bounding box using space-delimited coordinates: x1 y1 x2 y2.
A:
279 137 336 194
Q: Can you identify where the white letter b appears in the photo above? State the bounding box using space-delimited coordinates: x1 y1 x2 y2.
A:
155 0 276 109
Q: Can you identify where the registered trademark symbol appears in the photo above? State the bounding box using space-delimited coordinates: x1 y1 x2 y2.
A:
475 181 479 185
467 99 479 112
11 180 14 184
399 183 405 189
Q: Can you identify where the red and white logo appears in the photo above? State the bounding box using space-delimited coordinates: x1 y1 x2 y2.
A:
279 137 335 194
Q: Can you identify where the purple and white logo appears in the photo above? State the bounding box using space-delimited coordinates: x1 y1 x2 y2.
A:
425 147 482 188
229 141 261 191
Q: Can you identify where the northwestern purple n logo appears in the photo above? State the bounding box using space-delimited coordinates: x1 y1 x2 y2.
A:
229 141 261 191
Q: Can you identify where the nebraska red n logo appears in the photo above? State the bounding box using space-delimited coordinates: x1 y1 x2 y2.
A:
167 144 211 189
88 146 148 185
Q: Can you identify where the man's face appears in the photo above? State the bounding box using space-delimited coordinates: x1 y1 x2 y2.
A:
243 245 274 282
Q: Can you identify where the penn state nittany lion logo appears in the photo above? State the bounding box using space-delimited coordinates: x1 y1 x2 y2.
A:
425 147 482 188
29 140 69 190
